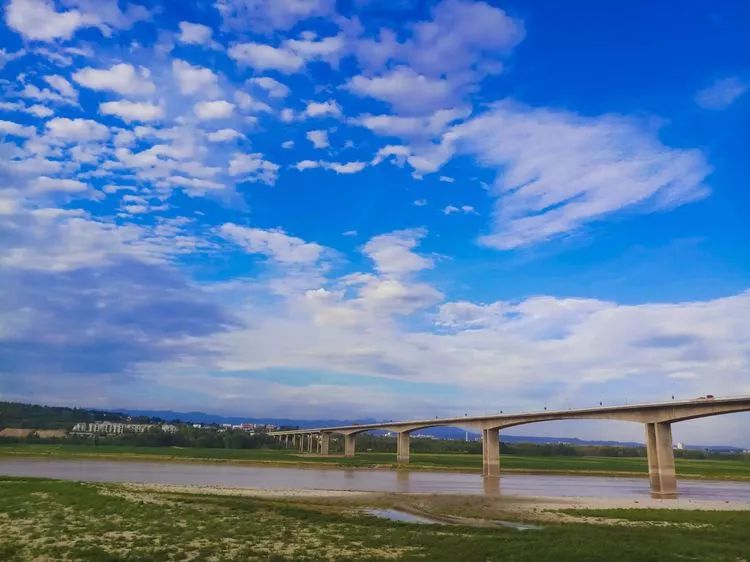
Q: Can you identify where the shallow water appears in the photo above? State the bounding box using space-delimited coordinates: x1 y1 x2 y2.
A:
364 508 542 530
1 457 750 501
364 508 437 524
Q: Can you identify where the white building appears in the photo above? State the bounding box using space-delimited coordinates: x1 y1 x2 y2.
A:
71 422 168 434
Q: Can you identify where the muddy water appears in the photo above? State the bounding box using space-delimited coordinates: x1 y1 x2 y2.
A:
1 458 750 501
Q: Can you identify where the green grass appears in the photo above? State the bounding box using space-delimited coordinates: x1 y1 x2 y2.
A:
1 477 749 561
2 443 750 480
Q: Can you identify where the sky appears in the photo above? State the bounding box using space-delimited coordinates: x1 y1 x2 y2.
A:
1 0 749 446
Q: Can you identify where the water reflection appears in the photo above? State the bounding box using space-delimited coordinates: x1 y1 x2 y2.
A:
396 470 411 493
482 476 501 497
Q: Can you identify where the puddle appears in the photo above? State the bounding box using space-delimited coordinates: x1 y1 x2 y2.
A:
364 508 438 524
363 508 542 530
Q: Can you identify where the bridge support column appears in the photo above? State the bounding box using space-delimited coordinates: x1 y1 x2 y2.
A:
320 433 330 455
344 434 356 457
396 432 410 463
482 428 500 477
645 422 677 497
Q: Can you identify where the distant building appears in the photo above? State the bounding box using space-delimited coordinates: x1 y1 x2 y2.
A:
71 422 171 435
675 442 685 450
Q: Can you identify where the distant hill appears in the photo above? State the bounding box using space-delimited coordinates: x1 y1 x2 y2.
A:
0 401 154 430
112 408 380 428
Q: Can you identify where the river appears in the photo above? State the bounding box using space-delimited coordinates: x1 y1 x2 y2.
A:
1 458 750 501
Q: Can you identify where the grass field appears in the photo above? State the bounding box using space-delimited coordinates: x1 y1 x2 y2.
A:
2 443 750 480
1 476 749 561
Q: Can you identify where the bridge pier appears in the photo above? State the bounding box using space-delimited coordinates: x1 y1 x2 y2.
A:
320 433 330 455
344 434 356 457
482 428 500 477
396 431 410 463
645 422 677 497
297 435 304 452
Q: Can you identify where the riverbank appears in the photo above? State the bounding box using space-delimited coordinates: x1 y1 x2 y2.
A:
2 443 750 481
1 477 749 561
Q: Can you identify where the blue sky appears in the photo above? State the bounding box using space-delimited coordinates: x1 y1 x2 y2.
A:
1 0 749 445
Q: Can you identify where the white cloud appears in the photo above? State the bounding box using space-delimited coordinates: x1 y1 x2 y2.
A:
371 144 411 166
295 159 319 171
228 42 303 73
443 204 476 215
695 77 748 110
0 119 36 138
295 160 366 174
279 108 295 123
283 32 344 66
30 176 88 193
0 48 25 69
349 0 524 113
64 0 150 35
215 0 334 33
234 91 271 113
45 117 109 142
347 67 455 114
207 128 243 142
164 176 224 194
178 21 219 48
0 207 170 272
220 223 325 265
281 140 294 149
306 129 328 149
43 75 77 102
73 63 155 96
172 59 219 96
355 107 470 139
324 161 366 174
102 184 135 194
363 228 433 277
194 100 234 120
5 0 149 41
445 101 711 249
439 175 455 183
100 100 164 122
5 0 84 41
247 76 289 98
413 199 427 206
19 83 76 105
304 100 341 119
228 152 279 184
27 104 53 118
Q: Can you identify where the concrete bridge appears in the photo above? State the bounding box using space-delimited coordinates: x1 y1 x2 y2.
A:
269 395 750 497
